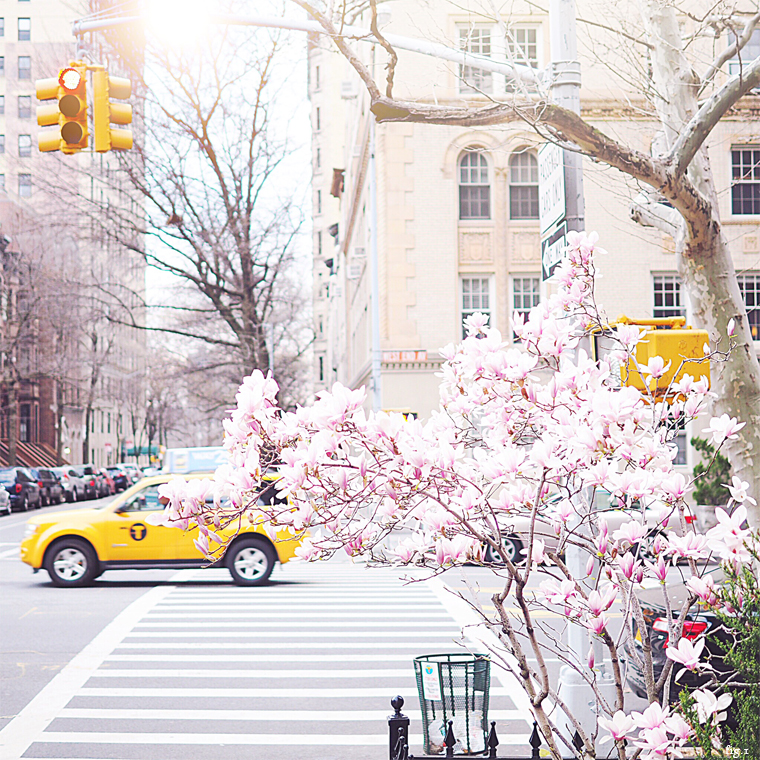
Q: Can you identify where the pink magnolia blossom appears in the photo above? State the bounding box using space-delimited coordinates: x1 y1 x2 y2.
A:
666 636 705 671
692 689 733 724
664 714 692 741
703 414 746 445
633 702 669 731
724 476 757 506
686 575 718 605
643 356 671 380
727 318 736 336
598 710 635 742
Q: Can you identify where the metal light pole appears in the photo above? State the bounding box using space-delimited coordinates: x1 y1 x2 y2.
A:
548 4 615 756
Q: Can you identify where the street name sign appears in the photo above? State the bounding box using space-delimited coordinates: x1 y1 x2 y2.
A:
538 141 566 235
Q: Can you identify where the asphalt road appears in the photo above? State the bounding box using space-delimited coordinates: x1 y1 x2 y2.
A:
0 497 672 760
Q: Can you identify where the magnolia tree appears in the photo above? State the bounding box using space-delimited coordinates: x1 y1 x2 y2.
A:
153 233 755 759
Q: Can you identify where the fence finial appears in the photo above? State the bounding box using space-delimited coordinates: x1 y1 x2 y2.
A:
444 720 456 757
487 720 499 758
530 721 542 759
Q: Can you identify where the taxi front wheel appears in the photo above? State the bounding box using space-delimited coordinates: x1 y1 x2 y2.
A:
227 539 276 586
45 538 99 587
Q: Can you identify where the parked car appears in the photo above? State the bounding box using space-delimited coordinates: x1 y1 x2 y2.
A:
115 463 142 485
20 473 305 587
70 465 99 500
98 468 116 496
624 567 738 725
30 468 64 506
106 466 129 492
51 466 87 502
0 487 11 516
483 489 696 564
0 467 41 511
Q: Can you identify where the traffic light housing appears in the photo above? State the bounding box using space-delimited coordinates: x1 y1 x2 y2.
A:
92 69 133 152
36 64 88 154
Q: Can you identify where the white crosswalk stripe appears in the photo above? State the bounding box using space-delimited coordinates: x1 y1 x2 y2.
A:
2 562 534 760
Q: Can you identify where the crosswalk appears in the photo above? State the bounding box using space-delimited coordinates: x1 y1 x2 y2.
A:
1 561 534 760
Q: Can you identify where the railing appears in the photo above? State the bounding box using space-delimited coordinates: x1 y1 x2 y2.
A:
388 695 543 760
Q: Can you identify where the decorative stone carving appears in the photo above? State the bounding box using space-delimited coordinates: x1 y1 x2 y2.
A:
459 231 493 263
511 231 539 261
744 233 760 254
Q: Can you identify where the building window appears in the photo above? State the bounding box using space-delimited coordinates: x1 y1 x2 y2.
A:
19 403 31 442
728 30 760 76
0 175 5 190
18 134 31 157
737 273 760 340
315 106 321 131
653 274 685 319
18 17 30 41
18 95 30 118
459 150 490 219
459 26 493 93
461 276 491 337
512 275 541 324
0 18 4 37
731 148 760 214
0 135 5 154
508 27 538 67
316 147 321 170
0 96 4 115
18 173 31 197
314 65 320 90
316 189 322 214
509 151 539 219
18 55 31 79
0 57 4 76
318 355 324 382
317 230 322 256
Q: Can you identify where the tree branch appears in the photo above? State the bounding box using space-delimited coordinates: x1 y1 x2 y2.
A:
671 53 760 176
701 11 760 90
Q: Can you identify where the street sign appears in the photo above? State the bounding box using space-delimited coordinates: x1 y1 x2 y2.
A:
541 222 567 280
538 142 566 235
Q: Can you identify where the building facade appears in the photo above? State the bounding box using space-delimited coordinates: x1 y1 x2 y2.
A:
0 0 147 467
309 1 760 475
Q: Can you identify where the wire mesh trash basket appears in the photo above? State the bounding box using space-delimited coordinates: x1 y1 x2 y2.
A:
414 653 491 755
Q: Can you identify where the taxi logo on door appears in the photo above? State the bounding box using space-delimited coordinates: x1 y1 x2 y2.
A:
130 523 147 541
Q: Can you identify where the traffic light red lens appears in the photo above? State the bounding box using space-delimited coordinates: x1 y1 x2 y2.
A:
59 68 82 91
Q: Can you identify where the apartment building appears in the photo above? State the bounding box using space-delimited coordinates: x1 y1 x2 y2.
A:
309 0 760 474
0 0 147 467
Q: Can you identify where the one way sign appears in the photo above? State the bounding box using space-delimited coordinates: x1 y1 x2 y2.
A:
541 222 567 280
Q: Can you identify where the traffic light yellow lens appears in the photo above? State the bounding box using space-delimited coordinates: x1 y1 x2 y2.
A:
59 68 82 91
59 94 82 118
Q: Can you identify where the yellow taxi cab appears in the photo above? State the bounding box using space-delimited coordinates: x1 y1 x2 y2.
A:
20 473 302 587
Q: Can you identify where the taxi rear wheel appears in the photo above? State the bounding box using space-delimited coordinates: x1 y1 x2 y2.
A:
45 538 99 587
227 539 276 586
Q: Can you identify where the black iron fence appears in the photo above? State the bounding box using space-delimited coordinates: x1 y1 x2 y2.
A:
388 695 543 760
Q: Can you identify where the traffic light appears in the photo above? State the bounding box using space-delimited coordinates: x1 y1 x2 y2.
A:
92 68 133 152
36 64 88 154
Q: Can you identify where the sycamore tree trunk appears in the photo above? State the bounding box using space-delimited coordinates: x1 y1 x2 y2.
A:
641 0 760 526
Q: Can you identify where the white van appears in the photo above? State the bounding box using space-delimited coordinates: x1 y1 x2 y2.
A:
161 446 228 475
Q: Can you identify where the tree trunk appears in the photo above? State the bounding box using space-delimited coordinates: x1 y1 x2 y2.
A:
8 380 17 466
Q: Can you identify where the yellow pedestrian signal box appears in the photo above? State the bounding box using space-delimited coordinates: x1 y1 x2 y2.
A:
36 64 89 154
92 69 133 152
603 316 710 397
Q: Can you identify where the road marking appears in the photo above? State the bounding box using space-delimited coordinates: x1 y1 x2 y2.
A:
121 629 463 638
89 668 416 679
0 547 19 559
77 686 514 698
29 731 527 747
105 653 418 662
133 619 456 628
57 707 527 722
0 584 174 760
114 641 459 650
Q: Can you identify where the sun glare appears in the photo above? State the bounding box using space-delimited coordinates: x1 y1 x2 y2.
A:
144 0 211 47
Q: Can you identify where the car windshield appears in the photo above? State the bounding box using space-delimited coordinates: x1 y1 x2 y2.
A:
0 469 16 484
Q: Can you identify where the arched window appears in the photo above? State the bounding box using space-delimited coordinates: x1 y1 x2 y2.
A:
459 150 490 219
509 151 539 219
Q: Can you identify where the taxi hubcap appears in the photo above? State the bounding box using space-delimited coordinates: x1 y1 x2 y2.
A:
53 548 87 580
234 547 268 579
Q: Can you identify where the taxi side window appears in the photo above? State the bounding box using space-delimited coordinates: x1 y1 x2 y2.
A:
122 485 162 512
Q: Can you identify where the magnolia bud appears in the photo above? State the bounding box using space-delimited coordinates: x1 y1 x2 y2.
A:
586 556 595 577
587 646 595 670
